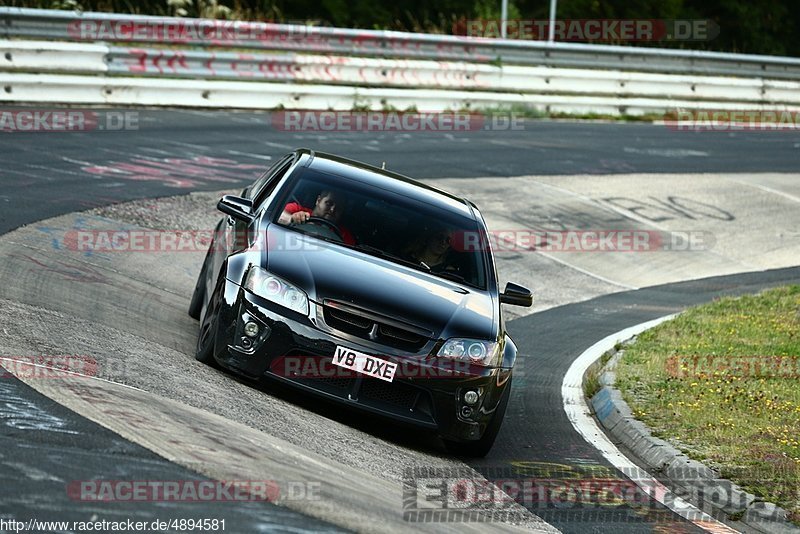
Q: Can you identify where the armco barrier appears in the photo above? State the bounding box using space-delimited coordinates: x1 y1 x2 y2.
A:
4 40 800 108
4 7 800 79
103 47 800 105
3 72 799 115
2 8 800 113
1 39 107 73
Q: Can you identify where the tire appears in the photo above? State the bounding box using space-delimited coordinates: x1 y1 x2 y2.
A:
188 256 208 320
195 278 221 365
443 376 512 457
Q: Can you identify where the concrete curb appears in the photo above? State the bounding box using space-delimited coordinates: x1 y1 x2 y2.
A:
590 343 800 534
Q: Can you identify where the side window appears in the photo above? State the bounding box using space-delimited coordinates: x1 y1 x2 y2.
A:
252 155 293 209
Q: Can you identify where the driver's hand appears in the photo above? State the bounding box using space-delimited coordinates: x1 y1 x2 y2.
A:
291 211 310 223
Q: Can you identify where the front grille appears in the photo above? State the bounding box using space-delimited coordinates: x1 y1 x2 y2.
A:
322 301 431 351
286 371 358 397
328 309 372 330
379 323 421 343
314 376 356 390
270 351 436 425
360 378 419 410
325 306 373 333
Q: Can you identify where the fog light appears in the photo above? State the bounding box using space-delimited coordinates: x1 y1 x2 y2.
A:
460 406 473 418
243 321 260 338
463 390 479 405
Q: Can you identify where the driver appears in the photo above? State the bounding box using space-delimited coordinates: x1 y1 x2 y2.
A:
278 189 356 245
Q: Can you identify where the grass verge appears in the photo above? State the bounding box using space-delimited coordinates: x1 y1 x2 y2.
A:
615 285 800 523
583 345 619 399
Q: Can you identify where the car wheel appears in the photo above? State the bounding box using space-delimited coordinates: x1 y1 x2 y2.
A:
443 376 512 457
195 278 222 365
188 253 209 320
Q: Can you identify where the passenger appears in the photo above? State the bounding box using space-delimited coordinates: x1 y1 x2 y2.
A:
406 226 459 272
278 189 356 245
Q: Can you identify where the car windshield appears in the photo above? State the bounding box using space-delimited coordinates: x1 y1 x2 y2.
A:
273 167 488 289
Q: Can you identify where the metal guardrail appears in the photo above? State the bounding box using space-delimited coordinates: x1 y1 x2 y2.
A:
6 40 800 107
7 71 797 115
2 8 800 114
4 6 800 80
3 39 800 113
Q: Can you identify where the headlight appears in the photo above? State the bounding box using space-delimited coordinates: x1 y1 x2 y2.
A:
244 267 309 315
437 338 499 367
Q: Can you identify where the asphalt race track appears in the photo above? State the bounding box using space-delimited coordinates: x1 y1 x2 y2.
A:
3 108 800 236
479 265 800 533
0 377 342 532
1 110 799 533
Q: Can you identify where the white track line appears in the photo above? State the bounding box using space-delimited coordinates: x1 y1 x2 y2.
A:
724 177 800 204
488 221 638 290
535 250 638 290
561 315 740 534
0 357 145 392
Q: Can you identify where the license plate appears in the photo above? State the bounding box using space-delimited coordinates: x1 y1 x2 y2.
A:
332 346 397 382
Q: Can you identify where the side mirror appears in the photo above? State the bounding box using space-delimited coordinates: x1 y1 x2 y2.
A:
500 282 533 307
217 195 255 224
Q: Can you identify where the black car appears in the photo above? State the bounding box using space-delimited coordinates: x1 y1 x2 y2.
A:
189 149 533 456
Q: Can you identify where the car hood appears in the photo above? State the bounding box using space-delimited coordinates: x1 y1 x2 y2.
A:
264 225 497 341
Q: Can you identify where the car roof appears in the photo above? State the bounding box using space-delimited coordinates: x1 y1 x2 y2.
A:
296 149 477 219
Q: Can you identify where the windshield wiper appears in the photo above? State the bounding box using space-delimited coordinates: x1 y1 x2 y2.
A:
353 244 430 271
435 270 470 286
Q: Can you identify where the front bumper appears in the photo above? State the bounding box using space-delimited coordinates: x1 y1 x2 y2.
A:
211 282 512 442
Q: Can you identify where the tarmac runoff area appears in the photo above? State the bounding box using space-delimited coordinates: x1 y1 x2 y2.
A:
0 172 798 531
428 172 800 314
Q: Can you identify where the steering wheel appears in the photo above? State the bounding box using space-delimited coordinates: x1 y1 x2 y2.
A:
297 216 344 241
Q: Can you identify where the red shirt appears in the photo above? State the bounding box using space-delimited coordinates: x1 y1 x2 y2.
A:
284 202 356 245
